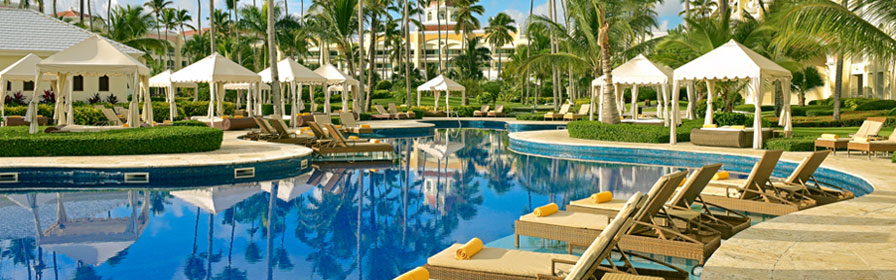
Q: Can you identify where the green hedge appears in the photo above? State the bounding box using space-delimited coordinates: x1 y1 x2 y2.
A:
568 119 703 143
515 113 545 121
172 120 209 127
791 105 831 116
855 100 896 111
778 111 896 127
733 104 775 112
0 126 223 156
765 137 815 151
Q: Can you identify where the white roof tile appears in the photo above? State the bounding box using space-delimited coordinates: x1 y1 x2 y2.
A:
0 8 143 56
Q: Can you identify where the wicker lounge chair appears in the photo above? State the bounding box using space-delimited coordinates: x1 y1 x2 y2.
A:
765 150 853 205
246 116 277 140
544 104 571 121
847 132 896 160
568 164 750 239
424 193 689 280
100 108 124 126
113 106 126 114
307 122 366 146
564 104 590 121
487 104 506 117
473 105 490 117
268 117 314 144
516 171 720 263
312 124 393 158
815 117 885 154
389 103 413 118
339 112 373 134
703 150 816 216
373 105 395 119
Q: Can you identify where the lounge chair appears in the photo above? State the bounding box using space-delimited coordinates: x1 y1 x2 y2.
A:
389 103 413 118
373 105 394 120
113 106 126 114
703 150 817 216
267 117 314 144
569 164 750 239
473 105 490 117
339 112 373 134
848 132 896 160
312 123 394 159
423 193 689 280
307 122 366 146
487 104 506 117
516 171 721 263
100 108 124 126
814 117 885 154
544 104 571 121
564 104 590 121
767 150 853 205
247 116 277 140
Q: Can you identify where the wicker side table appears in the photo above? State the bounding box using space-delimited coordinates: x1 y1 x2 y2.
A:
814 139 848 155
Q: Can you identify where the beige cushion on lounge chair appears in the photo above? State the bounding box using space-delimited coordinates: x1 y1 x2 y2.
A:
427 244 578 277
569 198 628 212
601 273 663 280
519 211 609 229
665 208 700 221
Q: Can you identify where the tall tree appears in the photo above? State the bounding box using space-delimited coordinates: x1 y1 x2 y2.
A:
404 0 412 106
210 0 216 52
267 0 281 115
80 0 84 24
484 12 516 79
452 0 483 105
145 0 173 67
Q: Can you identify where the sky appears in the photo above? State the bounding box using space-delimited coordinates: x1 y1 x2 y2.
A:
51 0 685 33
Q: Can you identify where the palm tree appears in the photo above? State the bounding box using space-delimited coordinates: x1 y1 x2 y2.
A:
310 0 360 84
452 0 483 105
161 8 178 69
144 0 173 65
209 0 216 52
485 12 516 80
175 9 195 59
105 5 166 61
266 0 282 115
792 66 823 106
451 37 491 80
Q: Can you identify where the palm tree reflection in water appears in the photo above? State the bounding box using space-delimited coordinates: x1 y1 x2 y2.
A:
0 129 671 279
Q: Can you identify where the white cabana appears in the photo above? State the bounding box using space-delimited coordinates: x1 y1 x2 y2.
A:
0 54 57 120
416 75 466 113
591 54 674 124
171 184 262 215
671 40 793 148
314 64 360 114
171 53 262 118
30 35 151 133
148 70 198 121
260 58 327 127
260 173 315 202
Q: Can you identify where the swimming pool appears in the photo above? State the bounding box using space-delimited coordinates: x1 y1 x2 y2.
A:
0 127 868 279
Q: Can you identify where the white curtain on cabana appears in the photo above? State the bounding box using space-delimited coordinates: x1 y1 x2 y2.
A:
591 54 674 124
313 64 359 114
28 35 151 134
0 54 57 121
260 59 327 127
670 40 793 148
417 75 466 113
149 70 198 122
171 53 261 120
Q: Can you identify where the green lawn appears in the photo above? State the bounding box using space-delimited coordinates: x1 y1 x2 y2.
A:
792 127 893 138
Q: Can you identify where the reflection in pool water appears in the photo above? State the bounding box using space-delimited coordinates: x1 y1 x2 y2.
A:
0 129 703 279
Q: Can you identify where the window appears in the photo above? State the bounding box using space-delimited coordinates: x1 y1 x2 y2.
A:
99 76 110 91
182 61 187 67
23 81 34 91
73 75 84 91
5 81 10 91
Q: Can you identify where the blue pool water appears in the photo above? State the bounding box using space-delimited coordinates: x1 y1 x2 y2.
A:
0 127 862 279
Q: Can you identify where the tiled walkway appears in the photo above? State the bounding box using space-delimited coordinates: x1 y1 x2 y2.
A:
3 131 313 168
510 130 896 279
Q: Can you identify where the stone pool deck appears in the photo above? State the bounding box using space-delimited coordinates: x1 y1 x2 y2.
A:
3 131 313 168
510 130 896 280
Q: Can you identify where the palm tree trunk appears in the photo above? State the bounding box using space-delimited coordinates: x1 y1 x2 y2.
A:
462 29 468 105
267 0 281 115
404 0 412 107
53 0 57 16
210 0 216 53
366 15 378 112
197 0 202 32
106 0 110 32
526 0 533 106
417 7 428 81
87 0 93 31
357 0 366 113
599 22 619 124
832 0 847 121
437 0 443 73
549 0 559 111
79 0 84 24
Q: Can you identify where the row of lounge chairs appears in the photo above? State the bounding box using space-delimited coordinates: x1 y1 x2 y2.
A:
247 116 393 160
544 104 591 121
472 104 506 117
398 149 852 279
373 103 416 120
814 117 895 159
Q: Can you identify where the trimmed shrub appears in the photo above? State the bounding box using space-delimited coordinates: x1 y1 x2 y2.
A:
568 119 703 143
765 137 815 151
515 113 545 121
172 120 209 127
72 107 104 125
0 126 223 156
855 100 896 111
888 108 896 116
180 101 235 117
772 111 896 127
375 80 393 90
713 112 750 126
454 105 478 117
371 89 392 99
733 104 775 112
791 105 831 116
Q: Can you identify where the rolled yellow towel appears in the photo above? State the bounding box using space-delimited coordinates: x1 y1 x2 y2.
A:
712 171 729 181
369 139 381 144
820 134 839 140
395 267 429 280
854 136 869 143
590 192 613 204
731 125 746 129
122 123 129 128
533 203 559 217
301 127 311 131
455 238 484 260
335 125 342 129
306 131 314 136
703 124 718 128
679 177 688 186
348 136 360 140
234 115 243 119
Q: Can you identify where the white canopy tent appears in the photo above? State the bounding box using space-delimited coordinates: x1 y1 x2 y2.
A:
171 53 262 118
260 173 315 202
148 70 198 121
416 75 466 113
314 64 359 114
171 184 262 215
0 54 57 120
260 58 327 126
30 35 151 133
591 54 674 124
671 40 793 148
223 82 270 115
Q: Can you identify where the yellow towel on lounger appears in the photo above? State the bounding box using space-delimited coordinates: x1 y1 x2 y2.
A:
361 124 371 128
854 136 869 143
590 192 613 203
455 238 484 260
370 139 380 144
395 267 429 280
533 203 559 217
348 136 360 140
821 134 839 140
731 125 746 129
335 125 342 129
703 124 718 128
712 171 729 180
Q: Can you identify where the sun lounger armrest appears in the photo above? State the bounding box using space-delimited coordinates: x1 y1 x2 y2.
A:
622 251 690 275
550 258 578 277
536 274 564 280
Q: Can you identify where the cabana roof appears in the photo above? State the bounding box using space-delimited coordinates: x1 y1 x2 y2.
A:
313 64 359 86
260 58 327 84
224 82 270 90
149 70 197 88
673 40 792 81
170 184 262 215
36 35 150 76
0 54 57 81
171 53 261 83
417 75 465 92
592 54 673 86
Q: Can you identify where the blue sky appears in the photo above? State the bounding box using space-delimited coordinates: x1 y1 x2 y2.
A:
57 0 684 33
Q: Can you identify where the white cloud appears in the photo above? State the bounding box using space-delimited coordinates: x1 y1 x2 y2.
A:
503 0 566 29
655 0 684 19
